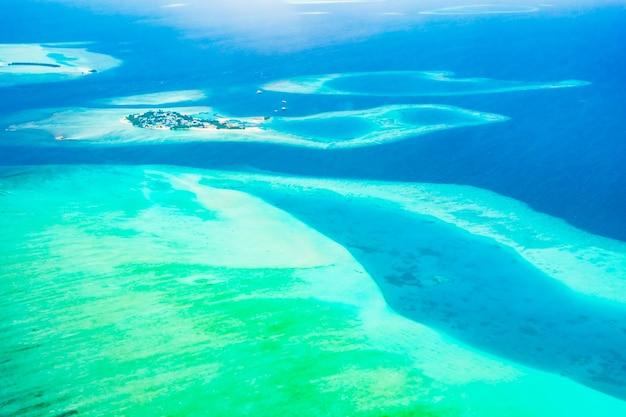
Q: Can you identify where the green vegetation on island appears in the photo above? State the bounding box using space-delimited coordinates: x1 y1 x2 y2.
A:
125 110 248 130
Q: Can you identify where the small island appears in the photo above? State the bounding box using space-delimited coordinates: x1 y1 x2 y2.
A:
124 110 250 130
0 43 119 88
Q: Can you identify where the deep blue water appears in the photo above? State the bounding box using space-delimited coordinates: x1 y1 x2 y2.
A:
2 0 626 405
1 1 625 241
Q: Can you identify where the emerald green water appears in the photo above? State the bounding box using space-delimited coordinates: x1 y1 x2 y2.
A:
327 73 441 95
2 165 626 416
0 166 444 416
390 108 475 126
264 71 589 97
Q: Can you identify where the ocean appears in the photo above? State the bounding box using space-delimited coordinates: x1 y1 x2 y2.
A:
1 1 626 416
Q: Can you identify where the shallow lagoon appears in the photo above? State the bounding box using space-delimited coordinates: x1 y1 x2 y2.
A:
2 1 626 416
0 43 121 87
239 183 626 400
420 5 541 15
6 103 507 149
267 116 376 142
2 165 626 416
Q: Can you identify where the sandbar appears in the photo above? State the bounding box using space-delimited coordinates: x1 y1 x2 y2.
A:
6 103 507 149
262 70 590 96
197 169 626 303
0 43 121 87
101 89 209 106
421 4 540 15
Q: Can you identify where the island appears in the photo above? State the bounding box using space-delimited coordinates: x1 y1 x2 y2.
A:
0 43 119 87
124 110 252 130
10 104 508 148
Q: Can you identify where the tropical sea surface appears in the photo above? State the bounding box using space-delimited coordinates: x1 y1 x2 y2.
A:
1 1 626 416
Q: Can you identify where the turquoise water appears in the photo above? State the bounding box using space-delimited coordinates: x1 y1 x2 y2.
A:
2 1 626 415
265 71 589 96
422 5 540 15
239 185 626 400
3 165 626 416
268 116 376 142
326 72 533 96
46 52 79 66
390 108 476 125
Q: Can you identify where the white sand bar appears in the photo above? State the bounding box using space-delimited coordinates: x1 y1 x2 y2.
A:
101 89 209 106
3 164 626 415
7 103 507 148
0 43 121 87
262 70 590 96
198 169 626 304
421 4 540 15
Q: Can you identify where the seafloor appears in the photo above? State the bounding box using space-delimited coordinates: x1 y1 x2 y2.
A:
2 1 626 416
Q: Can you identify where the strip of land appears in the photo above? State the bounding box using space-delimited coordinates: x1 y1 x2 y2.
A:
0 43 121 87
6 103 507 149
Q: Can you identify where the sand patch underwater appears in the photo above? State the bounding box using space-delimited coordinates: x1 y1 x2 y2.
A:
1 165 626 416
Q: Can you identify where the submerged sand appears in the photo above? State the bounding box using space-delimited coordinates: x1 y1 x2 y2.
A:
0 43 121 87
421 4 541 15
2 164 626 416
6 103 507 149
101 89 209 106
262 70 590 96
